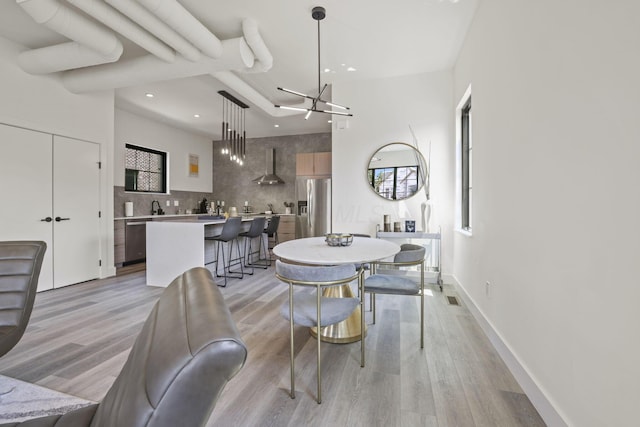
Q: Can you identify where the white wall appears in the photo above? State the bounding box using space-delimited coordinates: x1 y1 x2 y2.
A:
114 108 212 193
0 36 116 277
452 0 640 425
332 71 454 276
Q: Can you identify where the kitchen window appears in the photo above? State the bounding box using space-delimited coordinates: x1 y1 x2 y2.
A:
125 144 167 193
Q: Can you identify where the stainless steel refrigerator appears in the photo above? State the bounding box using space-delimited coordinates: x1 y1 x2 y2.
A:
295 177 331 238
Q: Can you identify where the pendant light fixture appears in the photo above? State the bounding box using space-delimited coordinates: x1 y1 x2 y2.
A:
219 90 248 166
274 6 352 120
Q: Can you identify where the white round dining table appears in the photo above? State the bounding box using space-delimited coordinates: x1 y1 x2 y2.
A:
272 236 400 265
273 236 400 343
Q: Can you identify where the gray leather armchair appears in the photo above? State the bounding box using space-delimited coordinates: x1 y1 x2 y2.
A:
0 241 46 358
0 267 247 427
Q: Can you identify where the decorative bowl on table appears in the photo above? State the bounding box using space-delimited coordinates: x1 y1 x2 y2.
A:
325 233 353 247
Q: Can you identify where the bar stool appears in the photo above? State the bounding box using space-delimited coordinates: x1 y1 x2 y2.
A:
204 217 243 287
264 215 280 264
238 216 269 274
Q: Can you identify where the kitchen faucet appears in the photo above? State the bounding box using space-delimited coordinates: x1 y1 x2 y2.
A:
151 200 163 215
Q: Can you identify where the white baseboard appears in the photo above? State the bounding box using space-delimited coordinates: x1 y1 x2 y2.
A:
450 276 567 427
102 265 117 278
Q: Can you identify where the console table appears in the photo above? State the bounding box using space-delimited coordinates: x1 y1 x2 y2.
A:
376 229 443 291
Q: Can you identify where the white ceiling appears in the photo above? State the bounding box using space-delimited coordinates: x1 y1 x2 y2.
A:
0 0 477 139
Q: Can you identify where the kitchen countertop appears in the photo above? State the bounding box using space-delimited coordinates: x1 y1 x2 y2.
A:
114 213 295 220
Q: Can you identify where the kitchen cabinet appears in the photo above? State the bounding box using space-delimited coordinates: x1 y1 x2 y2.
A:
296 152 331 177
125 219 149 264
115 215 203 267
114 220 125 266
278 215 295 243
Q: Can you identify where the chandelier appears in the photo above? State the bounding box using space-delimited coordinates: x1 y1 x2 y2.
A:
219 90 248 165
274 6 352 120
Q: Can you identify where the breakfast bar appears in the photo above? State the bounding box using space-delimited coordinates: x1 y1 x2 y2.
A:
145 218 255 287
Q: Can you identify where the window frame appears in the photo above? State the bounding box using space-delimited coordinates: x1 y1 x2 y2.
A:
456 85 472 235
124 144 168 194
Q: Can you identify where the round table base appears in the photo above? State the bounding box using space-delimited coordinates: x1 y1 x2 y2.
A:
309 284 367 344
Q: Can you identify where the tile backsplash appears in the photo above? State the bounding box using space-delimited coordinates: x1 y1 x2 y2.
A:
114 186 213 217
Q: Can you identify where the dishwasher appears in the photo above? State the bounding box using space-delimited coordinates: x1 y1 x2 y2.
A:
125 219 148 265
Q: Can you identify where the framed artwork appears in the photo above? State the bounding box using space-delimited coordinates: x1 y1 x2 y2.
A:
189 154 199 177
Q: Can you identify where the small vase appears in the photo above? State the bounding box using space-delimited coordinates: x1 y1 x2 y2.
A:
421 202 431 232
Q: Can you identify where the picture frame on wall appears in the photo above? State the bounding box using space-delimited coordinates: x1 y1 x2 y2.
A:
189 154 199 177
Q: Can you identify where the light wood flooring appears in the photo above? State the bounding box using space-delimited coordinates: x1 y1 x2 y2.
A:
0 263 545 427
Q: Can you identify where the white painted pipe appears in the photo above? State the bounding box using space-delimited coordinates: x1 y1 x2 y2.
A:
105 0 201 62
242 18 273 73
18 41 122 74
17 0 121 57
66 0 175 63
136 0 221 59
63 37 254 93
212 71 308 117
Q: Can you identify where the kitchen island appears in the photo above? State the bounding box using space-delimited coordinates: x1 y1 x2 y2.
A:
144 214 295 287
146 217 253 287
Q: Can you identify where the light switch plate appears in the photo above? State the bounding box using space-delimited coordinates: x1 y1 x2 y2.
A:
174 200 179 206
166 200 170 206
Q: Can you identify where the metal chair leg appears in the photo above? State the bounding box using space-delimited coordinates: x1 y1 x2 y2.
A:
360 269 365 368
215 241 227 287
316 285 322 404
226 238 244 279
372 293 376 324
289 283 295 399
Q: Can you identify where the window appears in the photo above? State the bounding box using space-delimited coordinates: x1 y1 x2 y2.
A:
125 144 167 193
460 94 472 231
368 165 420 200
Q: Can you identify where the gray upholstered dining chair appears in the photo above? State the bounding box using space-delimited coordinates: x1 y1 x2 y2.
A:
0 241 46 358
275 260 364 404
205 216 243 287
0 267 248 427
364 243 426 348
238 216 269 273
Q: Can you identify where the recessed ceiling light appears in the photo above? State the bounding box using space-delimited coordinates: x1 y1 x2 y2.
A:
327 120 332 123
193 114 200 118
145 93 154 98
347 67 356 72
324 68 331 73
274 124 280 128
341 63 346 67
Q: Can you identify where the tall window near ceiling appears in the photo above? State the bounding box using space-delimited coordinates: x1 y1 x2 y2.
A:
458 88 472 232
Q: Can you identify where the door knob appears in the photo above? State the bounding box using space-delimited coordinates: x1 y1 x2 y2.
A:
55 216 70 222
40 217 52 222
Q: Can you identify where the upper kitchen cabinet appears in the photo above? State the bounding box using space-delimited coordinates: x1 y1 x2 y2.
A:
296 152 331 177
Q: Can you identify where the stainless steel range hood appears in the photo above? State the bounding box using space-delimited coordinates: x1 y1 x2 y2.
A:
252 148 284 184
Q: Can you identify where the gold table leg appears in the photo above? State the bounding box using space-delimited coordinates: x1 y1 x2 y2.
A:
310 284 367 344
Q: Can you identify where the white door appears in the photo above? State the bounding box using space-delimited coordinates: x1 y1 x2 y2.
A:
53 136 100 287
0 124 54 291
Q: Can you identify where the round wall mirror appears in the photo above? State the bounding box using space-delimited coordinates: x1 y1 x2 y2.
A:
366 142 428 201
